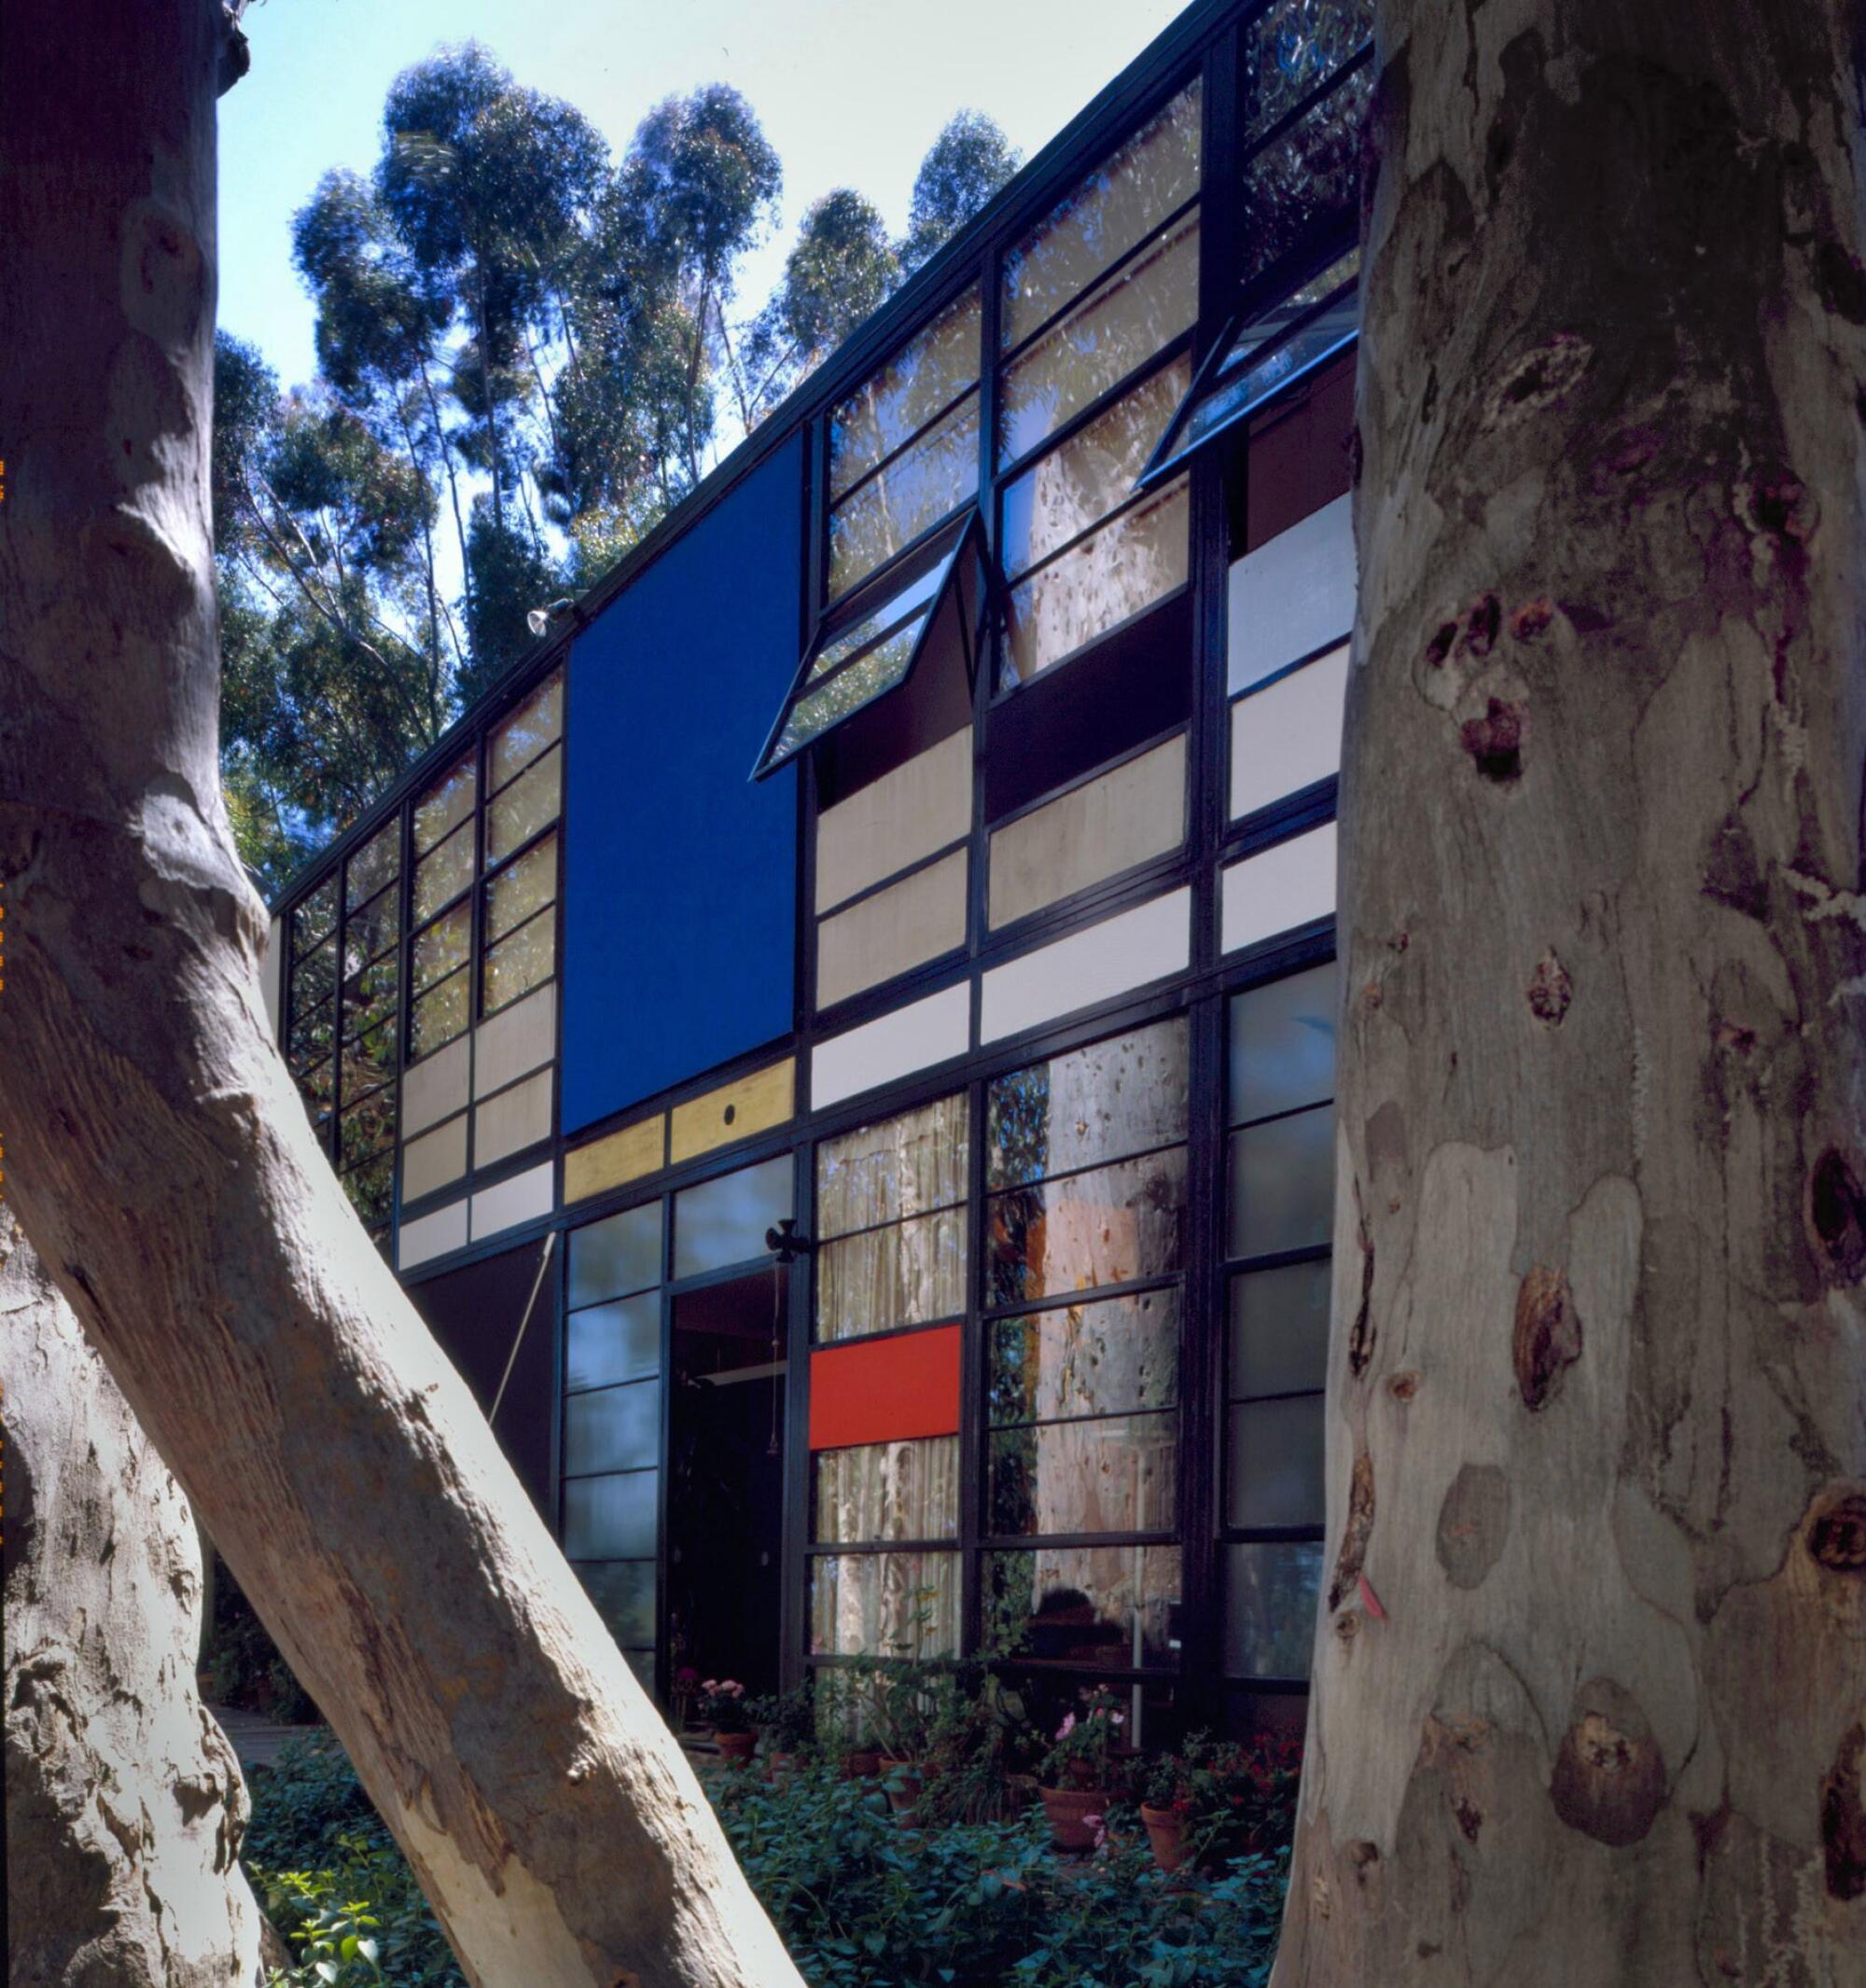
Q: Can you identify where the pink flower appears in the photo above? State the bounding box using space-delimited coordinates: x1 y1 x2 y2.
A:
702 1679 718 1692
1110 1712 1125 1727
1055 1713 1077 1741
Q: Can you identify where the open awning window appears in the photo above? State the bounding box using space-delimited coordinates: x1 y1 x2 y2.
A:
1135 247 1358 494
753 511 988 780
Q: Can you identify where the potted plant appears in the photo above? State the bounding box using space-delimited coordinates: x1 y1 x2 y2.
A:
697 1679 757 1765
745 1685 815 1778
1036 1688 1126 1851
865 1661 949 1823
1136 1751 1194 1873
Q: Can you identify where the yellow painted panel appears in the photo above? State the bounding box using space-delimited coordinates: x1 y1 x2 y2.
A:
564 1115 665 1203
669 1059 795 1165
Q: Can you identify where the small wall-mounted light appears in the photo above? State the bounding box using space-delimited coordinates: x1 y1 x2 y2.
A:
765 1216 813 1264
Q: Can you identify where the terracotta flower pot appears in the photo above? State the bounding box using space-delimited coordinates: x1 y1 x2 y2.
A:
841 1747 882 1779
766 1749 800 1782
877 1756 923 1823
1039 1783 1108 1851
713 1730 758 1766
1140 1801 1192 1873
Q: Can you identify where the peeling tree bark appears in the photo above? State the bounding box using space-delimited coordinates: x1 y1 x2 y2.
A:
3 1211 266 1988
1274 6 1866 1983
0 10 801 1985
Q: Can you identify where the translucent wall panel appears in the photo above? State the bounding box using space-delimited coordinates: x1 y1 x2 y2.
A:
673 1154 791 1279
1226 1397 1325 1528
980 887 1191 1044
473 1066 552 1170
812 1436 960 1542
402 1110 468 1203
399 1197 468 1271
1230 642 1349 818
1226 959 1336 1121
1227 1106 1333 1258
815 849 968 1008
570 1201 661 1309
809 1550 960 1658
402 1034 469 1136
1229 1259 1330 1399
564 1378 661 1476
474 983 554 1096
1220 826 1336 955
982 1544 1180 1668
815 728 973 912
566 1292 660 1393
564 1469 657 1560
468 1160 552 1242
820 1092 969 1232
1228 493 1355 694
576 1560 656 1652
831 287 982 497
817 1209 968 1342
1223 1540 1322 1679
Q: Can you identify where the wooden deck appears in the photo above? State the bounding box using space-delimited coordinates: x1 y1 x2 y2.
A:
207 1703 326 1772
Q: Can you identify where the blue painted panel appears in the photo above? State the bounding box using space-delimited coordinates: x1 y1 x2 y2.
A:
564 437 802 1133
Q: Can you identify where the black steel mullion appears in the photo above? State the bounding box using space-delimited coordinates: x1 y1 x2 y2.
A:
961 1068 988 1662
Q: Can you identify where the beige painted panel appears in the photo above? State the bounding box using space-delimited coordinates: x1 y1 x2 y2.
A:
669 1060 795 1166
988 736 1185 929
403 1035 471 1137
402 1113 468 1203
565 1116 666 1203
816 852 969 1008
815 728 972 912
261 916 284 1034
399 1197 467 1272
469 1161 554 1243
475 1068 554 1171
474 982 554 1098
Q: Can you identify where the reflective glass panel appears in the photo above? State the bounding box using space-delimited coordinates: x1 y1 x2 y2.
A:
1227 1397 1325 1528
673 1155 790 1279
292 874 338 952
828 391 979 601
566 1293 661 1393
1240 63 1372 286
345 884 399 966
292 932 337 1012
341 1014 397 1094
1245 0 1373 142
563 1470 657 1560
988 1019 1189 1189
1229 1259 1331 1399
1227 1105 1333 1258
1223 1540 1322 1679
809 560 949 685
415 756 475 855
987 1413 1178 1536
564 1379 661 1477
812 1436 960 1543
831 287 982 498
818 1094 969 1237
489 671 563 795
288 996 334 1070
487 835 556 942
345 819 399 911
1001 82 1201 352
412 903 470 992
1000 357 1190 581
414 820 474 923
999 215 1199 466
988 1289 1180 1425
808 1550 960 1659
338 1085 397 1169
299 1056 336 1109
987 1148 1189 1308
982 1543 1181 1668
411 970 468 1060
1002 478 1188 686
482 912 555 1015
485 745 561 866
815 1207 968 1343
1228 964 1337 1124
774 619 927 764
341 955 397 1038
576 1560 656 1650
569 1202 661 1309
341 1153 394 1226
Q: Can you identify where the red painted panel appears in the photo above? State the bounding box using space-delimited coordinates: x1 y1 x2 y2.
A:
809 1323 962 1451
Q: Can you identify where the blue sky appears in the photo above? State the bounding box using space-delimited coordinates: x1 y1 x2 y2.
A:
218 0 1191 394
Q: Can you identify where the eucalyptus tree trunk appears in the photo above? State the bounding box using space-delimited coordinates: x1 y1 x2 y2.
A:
1274 4 1866 1982
0 9 800 1986
4 1212 267 1988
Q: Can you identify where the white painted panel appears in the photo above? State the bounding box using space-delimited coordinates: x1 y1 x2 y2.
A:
1221 824 1337 954
474 1067 554 1170
1230 644 1349 818
810 982 971 1112
261 916 284 1035
402 1113 468 1203
469 1161 554 1243
815 728 973 911
399 1197 468 1271
816 850 968 1007
402 1034 471 1137
474 982 555 1098
980 889 1191 1045
1228 493 1355 695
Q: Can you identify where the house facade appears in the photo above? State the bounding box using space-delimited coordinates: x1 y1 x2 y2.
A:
264 0 1368 1745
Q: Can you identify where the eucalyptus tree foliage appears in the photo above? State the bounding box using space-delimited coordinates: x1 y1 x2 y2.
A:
899 109 1022 273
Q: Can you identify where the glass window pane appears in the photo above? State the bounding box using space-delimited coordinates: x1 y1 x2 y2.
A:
831 287 982 497
1003 478 1188 686
987 1148 1188 1309
809 561 951 687
818 1094 969 1238
999 215 1199 466
482 911 555 1014
489 670 563 795
338 1081 396 1165
299 1056 335 1109
341 1153 395 1226
413 903 470 993
569 1203 661 1309
1227 1396 1325 1528
1228 963 1337 1124
1245 0 1372 143
415 755 475 855
346 819 399 911
288 996 334 1071
345 883 399 966
563 1470 657 1560
828 392 979 602
1229 1259 1331 1399
564 1379 661 1476
1000 357 1191 582
341 1013 397 1094
575 1560 656 1649
673 1156 790 1280
1240 63 1372 287
983 1543 1180 1669
566 1293 661 1393
988 1289 1180 1425
1002 82 1202 352
808 1550 959 1659
988 1019 1189 1188
1223 1540 1322 1679
774 618 928 763
292 932 337 1011
414 819 474 923
812 1436 960 1543
341 955 397 1039
987 1413 1177 1536
486 744 562 867
292 874 339 952
1227 1105 1333 1258
411 970 468 1060
815 1208 968 1343
486 834 557 943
